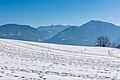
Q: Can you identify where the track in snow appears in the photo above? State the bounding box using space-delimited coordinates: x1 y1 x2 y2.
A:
0 38 120 80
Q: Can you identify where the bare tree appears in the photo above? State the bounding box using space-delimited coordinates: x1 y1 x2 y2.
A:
95 36 110 47
112 43 120 48
116 44 120 48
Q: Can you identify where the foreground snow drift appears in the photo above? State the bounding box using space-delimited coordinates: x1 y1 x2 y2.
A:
0 38 120 80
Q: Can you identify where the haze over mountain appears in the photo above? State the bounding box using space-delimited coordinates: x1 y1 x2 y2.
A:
46 20 120 46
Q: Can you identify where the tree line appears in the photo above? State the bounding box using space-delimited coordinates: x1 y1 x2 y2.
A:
95 36 120 48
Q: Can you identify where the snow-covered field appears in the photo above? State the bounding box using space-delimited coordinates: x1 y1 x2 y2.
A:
0 38 120 80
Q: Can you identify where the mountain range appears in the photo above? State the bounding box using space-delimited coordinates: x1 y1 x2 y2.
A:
0 20 120 46
46 20 120 46
0 24 69 42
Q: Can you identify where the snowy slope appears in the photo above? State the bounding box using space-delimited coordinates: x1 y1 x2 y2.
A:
0 38 120 80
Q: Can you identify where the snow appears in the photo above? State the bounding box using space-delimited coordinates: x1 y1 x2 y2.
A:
0 38 120 80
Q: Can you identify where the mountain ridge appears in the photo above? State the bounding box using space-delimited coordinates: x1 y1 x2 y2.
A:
0 24 47 41
37 25 70 40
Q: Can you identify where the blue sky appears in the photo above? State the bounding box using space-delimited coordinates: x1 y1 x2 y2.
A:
0 0 120 27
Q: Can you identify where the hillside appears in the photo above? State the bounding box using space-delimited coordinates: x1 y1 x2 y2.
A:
0 38 120 80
